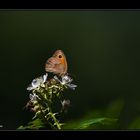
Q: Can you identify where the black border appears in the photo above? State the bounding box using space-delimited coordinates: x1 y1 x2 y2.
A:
0 1 140 9
1 130 140 139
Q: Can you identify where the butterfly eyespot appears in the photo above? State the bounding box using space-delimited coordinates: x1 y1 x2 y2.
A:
58 55 62 58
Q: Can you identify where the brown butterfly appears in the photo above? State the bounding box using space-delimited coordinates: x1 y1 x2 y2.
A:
45 50 68 76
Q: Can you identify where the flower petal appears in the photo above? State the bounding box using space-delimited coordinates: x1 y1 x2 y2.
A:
67 84 77 90
43 73 48 83
62 75 73 84
29 93 39 102
31 79 40 88
54 75 61 83
27 85 35 91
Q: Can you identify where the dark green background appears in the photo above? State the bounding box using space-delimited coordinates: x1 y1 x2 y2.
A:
0 10 140 129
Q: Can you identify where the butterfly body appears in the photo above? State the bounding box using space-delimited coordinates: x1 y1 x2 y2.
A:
45 50 67 76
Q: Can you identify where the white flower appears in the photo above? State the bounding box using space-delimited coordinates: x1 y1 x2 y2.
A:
27 73 48 91
29 93 39 102
61 75 73 84
54 75 77 90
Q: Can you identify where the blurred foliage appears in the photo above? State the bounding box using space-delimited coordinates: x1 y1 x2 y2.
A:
104 98 123 118
18 99 123 130
18 118 45 130
62 117 118 130
128 116 140 129
62 99 123 130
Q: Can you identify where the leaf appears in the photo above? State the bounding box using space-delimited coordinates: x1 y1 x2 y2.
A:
17 118 45 130
18 125 27 130
63 117 118 130
63 99 123 130
75 118 118 129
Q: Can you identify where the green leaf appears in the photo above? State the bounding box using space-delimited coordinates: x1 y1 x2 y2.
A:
17 118 45 130
75 118 118 129
18 125 27 130
62 99 123 130
63 117 118 130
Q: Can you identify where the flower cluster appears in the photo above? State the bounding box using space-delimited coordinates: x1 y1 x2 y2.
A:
25 73 77 130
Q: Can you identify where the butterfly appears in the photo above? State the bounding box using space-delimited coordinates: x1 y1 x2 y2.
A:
45 50 68 76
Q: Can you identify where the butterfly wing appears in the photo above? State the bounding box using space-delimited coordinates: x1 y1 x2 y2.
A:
45 57 61 74
45 50 68 76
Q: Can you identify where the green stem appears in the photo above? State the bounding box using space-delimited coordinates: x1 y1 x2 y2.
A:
49 110 61 130
33 82 63 130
